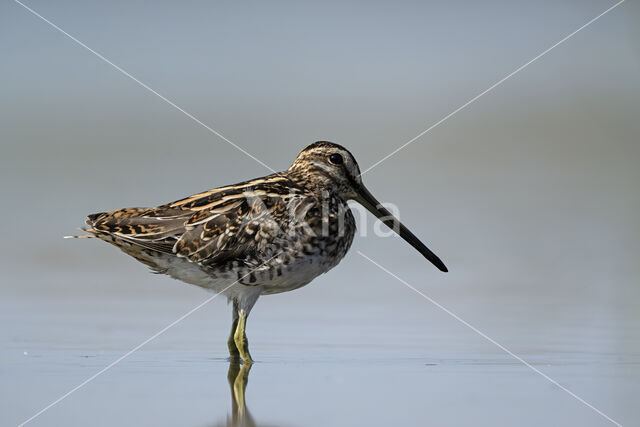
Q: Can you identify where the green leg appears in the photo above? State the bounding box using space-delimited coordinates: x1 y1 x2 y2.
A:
228 301 240 361
233 309 253 364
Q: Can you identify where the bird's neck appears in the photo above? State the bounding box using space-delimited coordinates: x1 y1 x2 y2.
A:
285 166 336 197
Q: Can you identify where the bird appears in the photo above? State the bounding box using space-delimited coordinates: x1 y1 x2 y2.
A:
68 141 447 364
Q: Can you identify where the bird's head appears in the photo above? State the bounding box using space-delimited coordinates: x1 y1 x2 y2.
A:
288 141 363 196
288 141 447 272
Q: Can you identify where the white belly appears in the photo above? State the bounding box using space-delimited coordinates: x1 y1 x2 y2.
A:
259 254 334 295
143 250 336 298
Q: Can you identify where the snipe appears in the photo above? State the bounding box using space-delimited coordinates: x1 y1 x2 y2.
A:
69 141 447 363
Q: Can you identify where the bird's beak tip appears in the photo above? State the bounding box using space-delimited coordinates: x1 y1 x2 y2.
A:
433 259 448 273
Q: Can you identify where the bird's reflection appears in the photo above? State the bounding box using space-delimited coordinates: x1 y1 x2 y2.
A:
226 361 255 427
213 361 286 427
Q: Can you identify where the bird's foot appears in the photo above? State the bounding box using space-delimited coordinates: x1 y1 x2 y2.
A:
233 335 253 365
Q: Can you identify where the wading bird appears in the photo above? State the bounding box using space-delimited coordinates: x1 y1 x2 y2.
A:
70 141 447 363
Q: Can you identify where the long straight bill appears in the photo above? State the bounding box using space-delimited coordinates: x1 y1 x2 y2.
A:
355 185 448 272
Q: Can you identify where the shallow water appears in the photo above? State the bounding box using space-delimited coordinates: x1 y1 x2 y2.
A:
2 268 639 427
5 348 637 427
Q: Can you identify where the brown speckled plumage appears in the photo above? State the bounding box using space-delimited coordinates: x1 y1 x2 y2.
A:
71 141 446 363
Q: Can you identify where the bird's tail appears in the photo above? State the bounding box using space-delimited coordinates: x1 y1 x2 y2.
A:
64 227 97 239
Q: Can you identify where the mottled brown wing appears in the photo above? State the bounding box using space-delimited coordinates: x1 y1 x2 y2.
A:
86 174 304 266
86 206 191 255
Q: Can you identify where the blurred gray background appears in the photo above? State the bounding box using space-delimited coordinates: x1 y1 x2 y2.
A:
1 1 639 426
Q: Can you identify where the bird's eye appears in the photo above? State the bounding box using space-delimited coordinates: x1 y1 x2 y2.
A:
329 153 343 165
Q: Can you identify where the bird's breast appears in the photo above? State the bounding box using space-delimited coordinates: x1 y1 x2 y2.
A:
257 201 356 294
